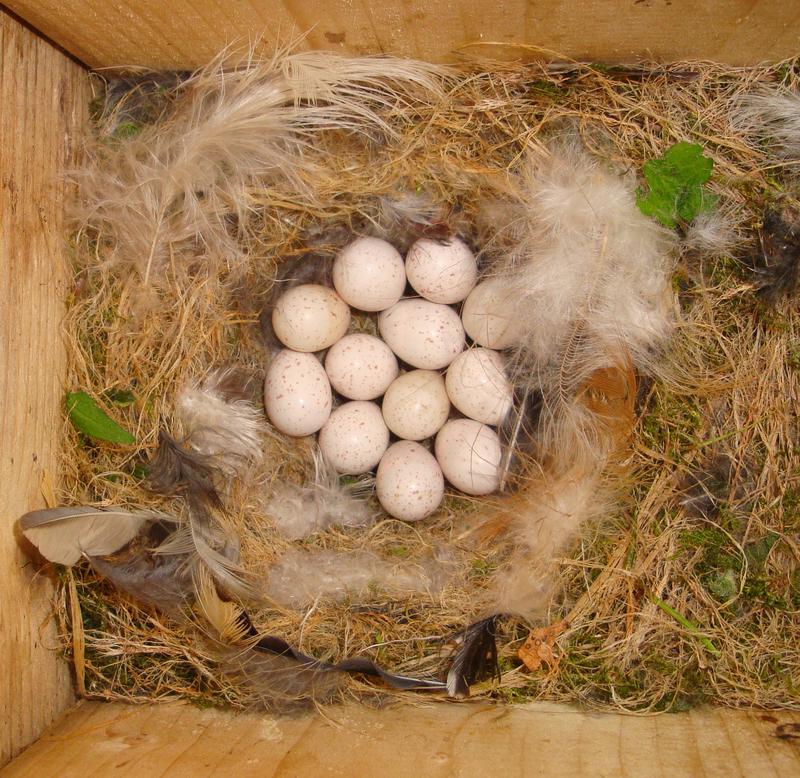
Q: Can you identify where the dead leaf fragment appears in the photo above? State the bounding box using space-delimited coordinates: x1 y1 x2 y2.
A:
518 620 568 672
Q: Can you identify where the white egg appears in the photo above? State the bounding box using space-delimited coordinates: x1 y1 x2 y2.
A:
381 370 450 440
461 277 525 349
376 441 445 521
272 284 350 352
264 350 332 436
445 348 513 426
434 419 502 496
324 334 399 401
333 237 407 312
405 237 478 304
318 401 389 474
378 299 465 369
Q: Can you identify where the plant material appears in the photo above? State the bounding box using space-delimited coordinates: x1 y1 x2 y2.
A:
650 595 721 656
518 619 569 672
66 391 135 444
637 142 714 228
57 57 800 713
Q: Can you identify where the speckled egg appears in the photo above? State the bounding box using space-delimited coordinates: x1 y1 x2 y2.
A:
434 419 502 496
378 299 465 369
324 334 399 401
333 237 407 312
381 370 450 440
272 284 350 352
461 277 524 349
264 350 332 436
318 401 389 474
445 348 513 426
376 441 445 520
405 237 478 304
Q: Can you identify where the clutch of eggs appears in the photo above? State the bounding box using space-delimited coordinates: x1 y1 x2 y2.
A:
263 235 517 521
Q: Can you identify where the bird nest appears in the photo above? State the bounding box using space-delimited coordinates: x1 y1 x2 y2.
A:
45 49 800 713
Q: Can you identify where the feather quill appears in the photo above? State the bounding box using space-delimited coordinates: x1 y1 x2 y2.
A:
18 507 157 566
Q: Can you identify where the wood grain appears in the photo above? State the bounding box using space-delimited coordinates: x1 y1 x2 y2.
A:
4 0 800 70
3 700 800 777
0 9 90 766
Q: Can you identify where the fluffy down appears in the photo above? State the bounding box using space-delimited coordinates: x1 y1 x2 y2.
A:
266 548 454 608
486 467 613 619
682 209 741 256
265 450 374 540
474 137 670 621
176 367 265 476
484 137 675 464
76 48 448 286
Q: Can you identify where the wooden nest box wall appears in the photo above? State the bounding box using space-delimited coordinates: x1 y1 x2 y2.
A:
1 2 799 774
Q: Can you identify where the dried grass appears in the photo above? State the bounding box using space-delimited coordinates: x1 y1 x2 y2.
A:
56 55 799 712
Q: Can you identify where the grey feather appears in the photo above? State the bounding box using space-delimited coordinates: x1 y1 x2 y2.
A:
18 507 157 566
89 551 194 614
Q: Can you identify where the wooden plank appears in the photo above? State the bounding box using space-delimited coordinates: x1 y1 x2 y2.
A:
0 9 90 767
3 700 800 777
4 0 800 69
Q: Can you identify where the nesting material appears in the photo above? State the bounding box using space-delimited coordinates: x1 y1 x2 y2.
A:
35 51 800 714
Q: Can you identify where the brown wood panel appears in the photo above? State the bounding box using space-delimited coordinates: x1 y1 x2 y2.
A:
4 700 800 777
4 0 800 69
0 9 90 766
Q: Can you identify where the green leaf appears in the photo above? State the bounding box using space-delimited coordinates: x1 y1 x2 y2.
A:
104 388 136 407
637 142 714 228
66 391 135 445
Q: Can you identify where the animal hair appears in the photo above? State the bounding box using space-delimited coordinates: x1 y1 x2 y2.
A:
733 89 800 159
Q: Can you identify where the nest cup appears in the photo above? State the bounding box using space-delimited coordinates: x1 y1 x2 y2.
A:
44 48 800 714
